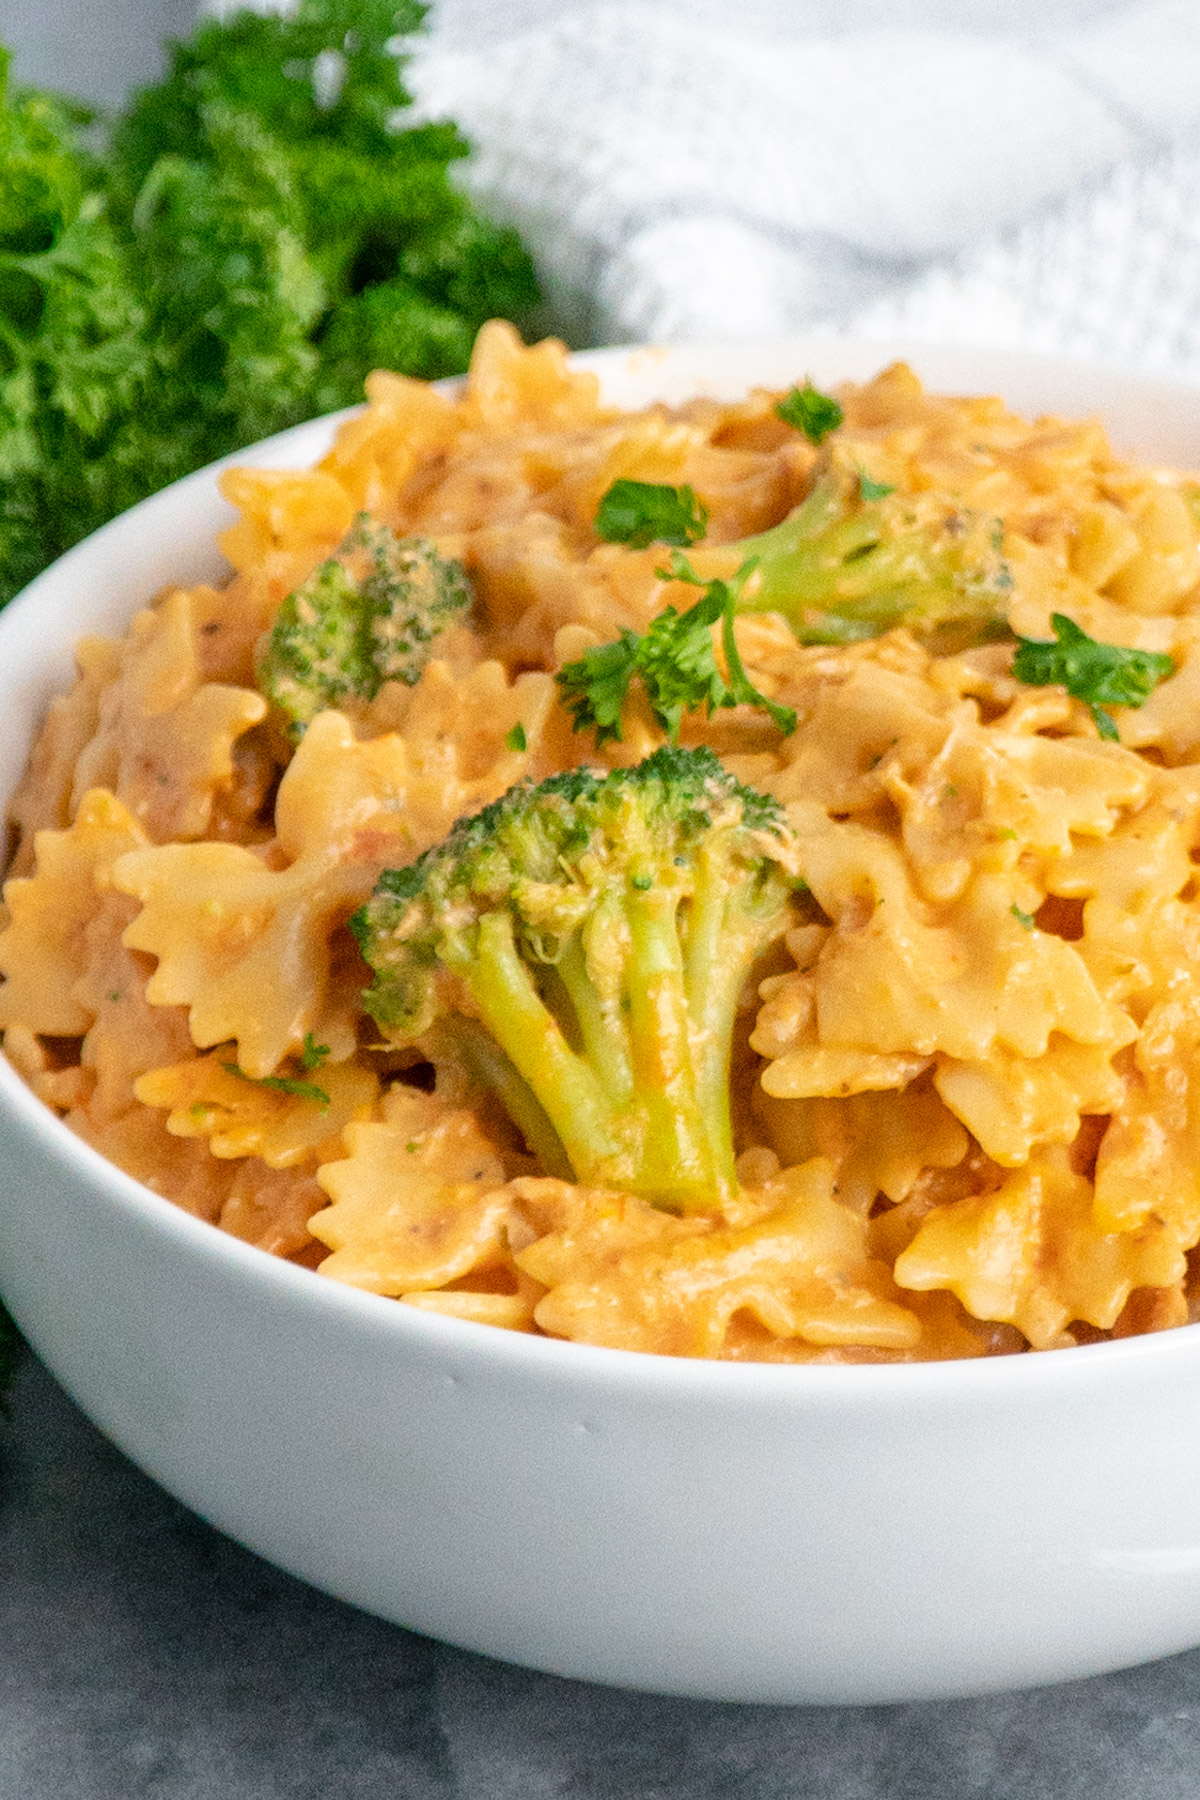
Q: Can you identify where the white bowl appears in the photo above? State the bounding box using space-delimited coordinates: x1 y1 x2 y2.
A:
4 337 1200 1707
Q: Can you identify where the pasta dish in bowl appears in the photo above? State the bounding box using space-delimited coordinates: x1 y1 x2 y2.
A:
4 329 1200 1702
6 321 1200 1363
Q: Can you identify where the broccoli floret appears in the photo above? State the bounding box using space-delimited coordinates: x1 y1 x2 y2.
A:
256 513 472 736
351 746 800 1211
721 456 1012 651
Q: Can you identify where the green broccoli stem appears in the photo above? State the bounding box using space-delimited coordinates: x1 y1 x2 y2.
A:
455 911 625 1178
555 929 633 1103
447 880 768 1211
623 885 721 1203
452 1017 575 1182
733 478 938 637
683 841 775 1182
690 473 1009 647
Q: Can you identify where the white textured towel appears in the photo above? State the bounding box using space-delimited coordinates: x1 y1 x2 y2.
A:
406 0 1200 376
856 140 1200 381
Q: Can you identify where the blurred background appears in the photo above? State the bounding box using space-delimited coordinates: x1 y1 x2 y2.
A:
7 0 1200 376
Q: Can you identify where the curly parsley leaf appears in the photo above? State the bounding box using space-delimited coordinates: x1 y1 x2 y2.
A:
300 1033 331 1072
594 479 709 549
221 1060 331 1109
556 555 796 746
1012 613 1175 742
555 632 641 747
775 380 844 444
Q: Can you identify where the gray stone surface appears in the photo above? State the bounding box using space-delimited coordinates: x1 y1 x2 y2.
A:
4 1350 1200 1799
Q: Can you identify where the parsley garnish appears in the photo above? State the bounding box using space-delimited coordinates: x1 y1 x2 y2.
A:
556 555 796 746
1012 614 1175 742
594 480 709 549
557 634 640 745
300 1033 331 1072
505 723 528 753
1011 905 1035 930
776 382 844 444
221 1061 331 1110
858 470 895 501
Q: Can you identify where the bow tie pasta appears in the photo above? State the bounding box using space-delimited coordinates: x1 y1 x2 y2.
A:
7 319 1200 1361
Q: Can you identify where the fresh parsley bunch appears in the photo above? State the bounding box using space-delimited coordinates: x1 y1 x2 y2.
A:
0 50 152 598
0 0 540 607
